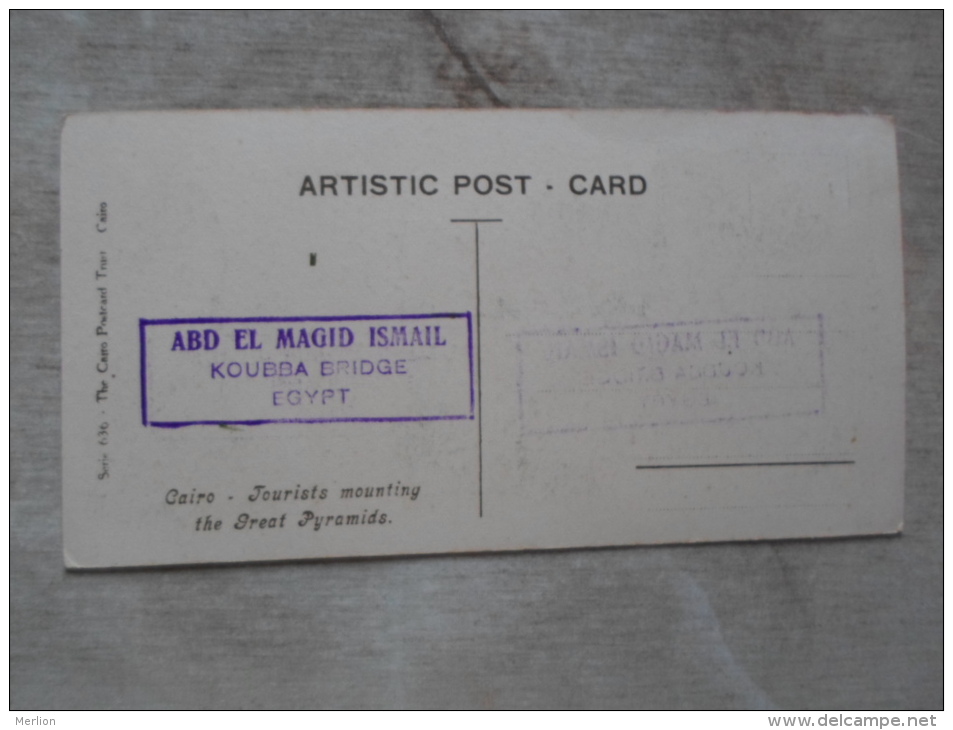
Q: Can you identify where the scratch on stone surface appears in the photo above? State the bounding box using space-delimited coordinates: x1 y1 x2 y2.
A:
896 125 942 149
770 544 809 616
421 10 507 108
674 571 777 710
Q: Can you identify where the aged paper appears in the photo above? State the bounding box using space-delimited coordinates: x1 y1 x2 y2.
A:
61 110 905 568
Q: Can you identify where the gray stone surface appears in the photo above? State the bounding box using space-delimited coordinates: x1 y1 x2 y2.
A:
11 10 942 709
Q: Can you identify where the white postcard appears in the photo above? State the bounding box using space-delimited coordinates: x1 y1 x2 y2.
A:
61 110 905 568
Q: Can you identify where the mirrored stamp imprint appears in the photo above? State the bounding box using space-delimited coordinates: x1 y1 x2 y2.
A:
516 315 825 436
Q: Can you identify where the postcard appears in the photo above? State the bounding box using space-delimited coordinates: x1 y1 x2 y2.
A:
61 110 905 568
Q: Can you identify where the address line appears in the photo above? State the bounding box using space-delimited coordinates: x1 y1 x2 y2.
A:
637 460 855 469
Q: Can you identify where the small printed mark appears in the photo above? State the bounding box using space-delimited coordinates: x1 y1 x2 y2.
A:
309 253 317 266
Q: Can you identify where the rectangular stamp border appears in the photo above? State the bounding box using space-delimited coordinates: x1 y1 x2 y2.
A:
515 314 825 437
140 312 474 428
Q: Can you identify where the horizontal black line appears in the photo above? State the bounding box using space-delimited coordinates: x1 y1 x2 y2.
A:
450 218 503 223
637 460 856 470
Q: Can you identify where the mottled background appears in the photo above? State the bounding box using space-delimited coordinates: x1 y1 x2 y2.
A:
11 11 942 709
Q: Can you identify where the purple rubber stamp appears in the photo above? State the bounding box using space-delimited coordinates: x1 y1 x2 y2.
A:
140 313 474 427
